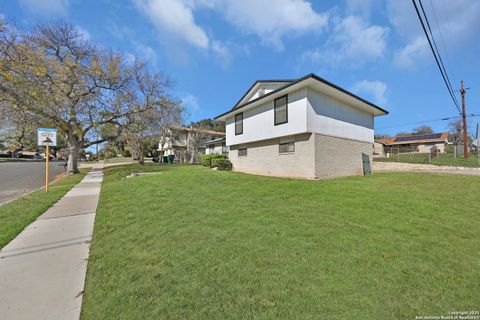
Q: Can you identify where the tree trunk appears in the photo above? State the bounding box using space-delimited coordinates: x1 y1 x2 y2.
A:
67 139 80 174
137 142 145 164
190 149 195 164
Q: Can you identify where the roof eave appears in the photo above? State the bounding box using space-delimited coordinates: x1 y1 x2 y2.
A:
216 73 389 120
231 79 295 109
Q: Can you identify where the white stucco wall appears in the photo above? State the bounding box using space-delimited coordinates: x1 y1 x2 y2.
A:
225 86 376 147
225 88 308 146
306 88 374 143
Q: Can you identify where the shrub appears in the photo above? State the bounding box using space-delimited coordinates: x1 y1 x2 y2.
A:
199 154 227 167
211 158 232 171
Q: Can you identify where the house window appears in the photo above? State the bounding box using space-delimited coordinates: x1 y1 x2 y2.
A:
279 142 295 153
235 113 243 135
274 95 288 125
238 148 247 156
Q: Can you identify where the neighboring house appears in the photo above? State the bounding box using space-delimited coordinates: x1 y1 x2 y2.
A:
376 132 449 154
205 136 228 155
17 151 42 159
158 126 226 161
373 141 386 156
215 73 388 179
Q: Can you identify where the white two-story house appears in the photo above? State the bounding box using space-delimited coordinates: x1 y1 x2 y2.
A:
215 73 388 179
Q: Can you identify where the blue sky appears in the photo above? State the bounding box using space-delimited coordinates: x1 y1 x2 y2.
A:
1 0 479 136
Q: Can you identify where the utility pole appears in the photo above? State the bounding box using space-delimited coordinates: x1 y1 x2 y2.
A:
460 81 468 159
476 122 479 165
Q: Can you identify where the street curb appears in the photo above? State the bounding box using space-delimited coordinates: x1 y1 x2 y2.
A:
0 172 66 207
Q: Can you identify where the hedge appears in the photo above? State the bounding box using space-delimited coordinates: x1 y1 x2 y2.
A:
211 158 232 171
199 154 227 167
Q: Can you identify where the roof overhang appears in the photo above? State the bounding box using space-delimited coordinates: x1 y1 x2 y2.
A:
382 139 448 146
215 73 388 121
206 137 226 144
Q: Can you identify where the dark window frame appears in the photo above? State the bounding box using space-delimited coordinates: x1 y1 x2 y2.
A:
274 95 288 126
238 148 247 156
235 113 243 135
279 142 295 153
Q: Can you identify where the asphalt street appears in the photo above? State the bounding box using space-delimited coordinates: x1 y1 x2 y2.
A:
0 161 67 204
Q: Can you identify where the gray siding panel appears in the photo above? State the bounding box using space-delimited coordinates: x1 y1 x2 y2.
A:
229 132 372 179
229 133 315 178
314 133 372 178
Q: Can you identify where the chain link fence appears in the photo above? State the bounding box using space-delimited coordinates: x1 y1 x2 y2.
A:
375 143 480 165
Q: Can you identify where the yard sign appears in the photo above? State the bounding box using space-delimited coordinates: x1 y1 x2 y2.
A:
37 128 57 147
37 128 57 192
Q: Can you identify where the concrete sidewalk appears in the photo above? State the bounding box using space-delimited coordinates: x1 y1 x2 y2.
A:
0 163 104 320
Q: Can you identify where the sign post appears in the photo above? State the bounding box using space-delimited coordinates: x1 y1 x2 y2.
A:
37 128 57 192
476 123 479 165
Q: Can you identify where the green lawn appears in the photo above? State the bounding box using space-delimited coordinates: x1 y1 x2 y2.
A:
0 170 87 249
82 164 480 319
375 152 480 167
103 156 133 163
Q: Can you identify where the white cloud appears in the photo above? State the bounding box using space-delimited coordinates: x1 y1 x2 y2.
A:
351 80 387 105
123 52 137 65
75 26 91 41
134 0 209 49
122 43 159 67
181 94 199 112
132 0 328 64
388 0 480 68
132 0 245 68
211 40 232 69
18 0 70 17
345 0 381 19
302 15 388 68
136 44 158 64
394 36 428 68
106 18 135 41
216 0 328 50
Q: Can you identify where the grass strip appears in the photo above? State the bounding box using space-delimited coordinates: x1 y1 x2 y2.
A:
0 170 87 249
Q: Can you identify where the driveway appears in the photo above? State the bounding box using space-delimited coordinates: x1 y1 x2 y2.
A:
373 161 480 176
0 161 67 204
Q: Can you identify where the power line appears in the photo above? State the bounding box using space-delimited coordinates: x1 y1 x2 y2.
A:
412 0 462 114
376 113 480 131
418 0 460 110
428 0 457 87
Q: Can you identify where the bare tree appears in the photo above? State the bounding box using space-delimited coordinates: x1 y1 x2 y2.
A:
122 62 178 164
448 119 465 143
156 105 183 159
186 125 209 163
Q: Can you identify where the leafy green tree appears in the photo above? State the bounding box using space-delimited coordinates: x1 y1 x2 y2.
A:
374 134 389 140
189 118 225 132
412 125 434 135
